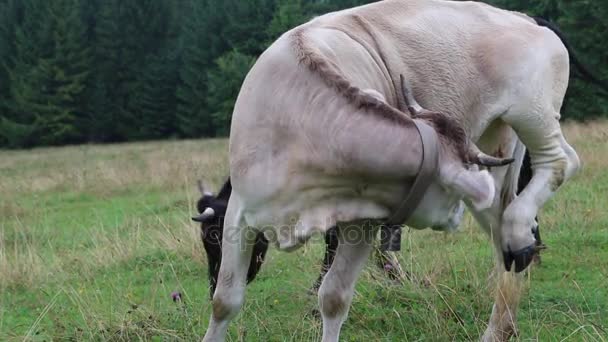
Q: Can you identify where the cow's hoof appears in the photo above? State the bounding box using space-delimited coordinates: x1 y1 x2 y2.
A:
503 243 544 273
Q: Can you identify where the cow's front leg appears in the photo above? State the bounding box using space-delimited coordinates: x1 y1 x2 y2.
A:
203 197 255 342
318 221 377 342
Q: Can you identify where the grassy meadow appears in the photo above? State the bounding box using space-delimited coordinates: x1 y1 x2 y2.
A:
1 122 607 341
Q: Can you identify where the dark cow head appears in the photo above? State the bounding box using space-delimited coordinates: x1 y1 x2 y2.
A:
192 180 231 298
192 179 268 299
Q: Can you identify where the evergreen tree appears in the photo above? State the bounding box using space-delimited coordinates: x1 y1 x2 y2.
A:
267 0 309 41
0 0 17 114
5 0 51 146
206 50 256 136
556 1 608 119
129 1 180 139
45 0 91 144
220 0 277 56
0 0 607 148
176 0 217 138
90 0 123 141
134 48 180 139
7 0 91 146
0 1 32 148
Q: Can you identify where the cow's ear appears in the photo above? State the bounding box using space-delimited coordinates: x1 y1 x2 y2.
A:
462 170 495 210
443 167 495 211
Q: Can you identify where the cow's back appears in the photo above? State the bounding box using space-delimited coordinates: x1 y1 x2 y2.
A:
310 0 557 136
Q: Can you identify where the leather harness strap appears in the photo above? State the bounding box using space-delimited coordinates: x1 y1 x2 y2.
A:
386 119 440 226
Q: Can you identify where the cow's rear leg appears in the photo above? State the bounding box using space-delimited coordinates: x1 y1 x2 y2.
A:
501 109 580 272
203 197 255 342
318 221 377 342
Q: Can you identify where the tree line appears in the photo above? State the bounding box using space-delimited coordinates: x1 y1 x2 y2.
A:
0 0 606 148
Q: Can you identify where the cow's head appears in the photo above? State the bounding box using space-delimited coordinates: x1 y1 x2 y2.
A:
192 180 231 298
192 179 269 299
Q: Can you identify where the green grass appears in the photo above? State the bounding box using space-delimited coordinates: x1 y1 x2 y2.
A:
1 123 607 341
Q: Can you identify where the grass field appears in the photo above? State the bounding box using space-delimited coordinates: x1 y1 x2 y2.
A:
1 121 607 341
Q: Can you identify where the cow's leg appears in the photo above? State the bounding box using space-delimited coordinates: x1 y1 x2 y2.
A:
319 221 377 342
376 225 407 281
472 118 569 340
201 223 222 299
470 123 528 341
203 197 255 342
246 232 269 284
311 226 339 292
501 109 580 272
472 204 526 341
483 259 525 341
475 205 525 341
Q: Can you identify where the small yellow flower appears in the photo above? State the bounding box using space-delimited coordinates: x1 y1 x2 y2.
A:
273 299 279 305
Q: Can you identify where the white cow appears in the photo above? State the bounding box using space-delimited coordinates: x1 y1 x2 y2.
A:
203 1 581 341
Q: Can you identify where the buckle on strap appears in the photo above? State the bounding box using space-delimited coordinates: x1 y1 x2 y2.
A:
386 120 439 225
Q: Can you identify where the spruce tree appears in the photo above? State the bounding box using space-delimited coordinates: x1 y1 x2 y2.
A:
176 0 217 138
206 50 256 136
134 49 180 139
129 0 180 139
267 0 308 41
90 0 123 141
0 0 15 114
220 0 277 56
5 0 50 146
8 0 91 146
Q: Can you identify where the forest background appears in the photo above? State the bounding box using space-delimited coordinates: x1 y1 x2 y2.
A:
0 0 605 148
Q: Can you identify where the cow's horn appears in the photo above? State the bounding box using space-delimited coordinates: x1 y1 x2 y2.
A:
475 153 515 167
400 74 424 116
468 145 514 167
192 207 215 222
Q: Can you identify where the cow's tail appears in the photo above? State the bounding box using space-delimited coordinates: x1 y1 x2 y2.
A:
533 16 608 93
290 28 468 159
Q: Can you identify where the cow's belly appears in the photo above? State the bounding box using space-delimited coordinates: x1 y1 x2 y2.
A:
247 194 390 251
234 170 464 251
